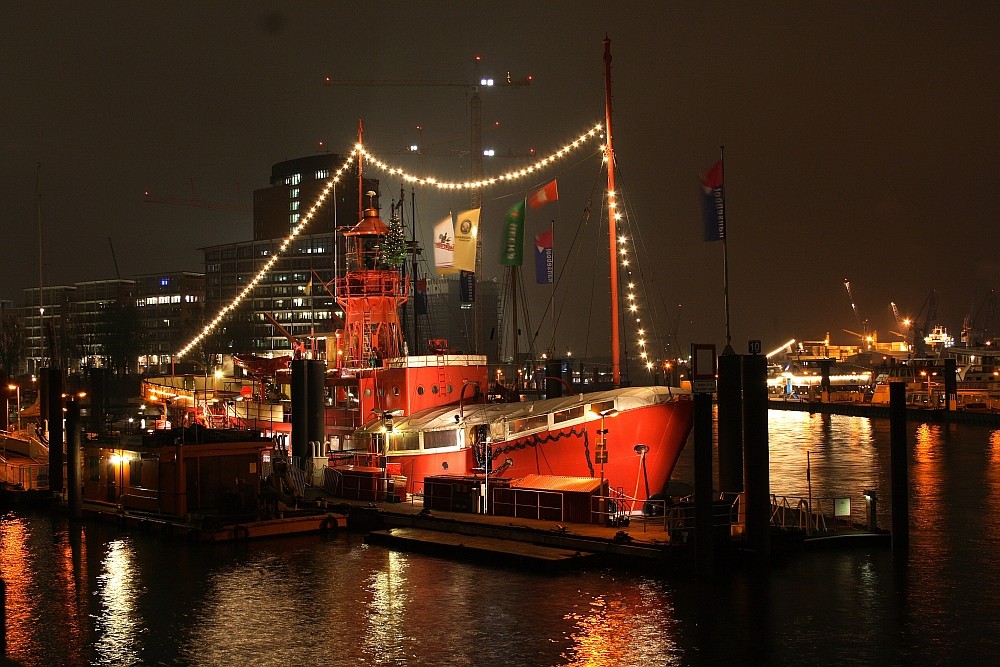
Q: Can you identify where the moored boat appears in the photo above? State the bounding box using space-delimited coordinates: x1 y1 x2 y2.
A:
322 38 693 510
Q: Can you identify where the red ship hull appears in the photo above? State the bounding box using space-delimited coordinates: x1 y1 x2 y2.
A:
357 386 694 505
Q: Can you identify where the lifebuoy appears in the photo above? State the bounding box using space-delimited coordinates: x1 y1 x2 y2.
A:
320 515 338 533
233 525 250 541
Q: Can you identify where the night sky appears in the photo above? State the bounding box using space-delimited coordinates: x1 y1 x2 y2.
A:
3 2 997 360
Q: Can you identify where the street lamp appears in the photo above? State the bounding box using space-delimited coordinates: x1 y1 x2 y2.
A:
7 384 20 432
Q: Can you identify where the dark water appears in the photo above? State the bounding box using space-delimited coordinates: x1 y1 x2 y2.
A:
4 411 1000 666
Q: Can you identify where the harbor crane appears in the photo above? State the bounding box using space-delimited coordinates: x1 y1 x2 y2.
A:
843 279 875 349
961 290 997 346
889 301 912 339
323 57 532 209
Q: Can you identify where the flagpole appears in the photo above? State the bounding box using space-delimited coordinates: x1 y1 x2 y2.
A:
604 36 621 388
720 145 733 354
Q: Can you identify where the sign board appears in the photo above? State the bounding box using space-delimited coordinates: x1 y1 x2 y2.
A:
690 343 717 393
834 497 851 517
693 380 717 393
748 339 762 355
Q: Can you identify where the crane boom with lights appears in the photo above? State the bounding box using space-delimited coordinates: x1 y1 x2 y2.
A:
144 179 248 213
843 279 875 349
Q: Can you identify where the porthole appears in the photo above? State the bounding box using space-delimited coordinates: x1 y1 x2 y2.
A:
417 386 425 395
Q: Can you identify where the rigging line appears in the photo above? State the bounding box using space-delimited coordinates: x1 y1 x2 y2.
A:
514 265 536 359
530 159 606 353
613 157 671 367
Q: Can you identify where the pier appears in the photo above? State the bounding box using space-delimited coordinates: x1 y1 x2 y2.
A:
768 398 1000 425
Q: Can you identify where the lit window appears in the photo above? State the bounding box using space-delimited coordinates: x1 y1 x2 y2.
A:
315 169 330 179
289 201 299 211
289 213 300 224
290 188 300 198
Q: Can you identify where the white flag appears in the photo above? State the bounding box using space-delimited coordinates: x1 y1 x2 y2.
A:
433 214 457 274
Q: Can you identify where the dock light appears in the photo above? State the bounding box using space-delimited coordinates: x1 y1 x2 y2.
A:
864 489 878 531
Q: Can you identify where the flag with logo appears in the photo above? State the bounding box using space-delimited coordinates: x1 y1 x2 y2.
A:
452 207 480 272
433 214 457 274
700 160 726 242
501 200 525 266
528 179 559 209
534 229 554 284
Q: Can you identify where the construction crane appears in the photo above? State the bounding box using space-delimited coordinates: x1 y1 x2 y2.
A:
144 179 248 213
843 279 875 349
323 57 532 209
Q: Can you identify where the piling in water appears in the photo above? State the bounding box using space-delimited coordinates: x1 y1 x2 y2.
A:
66 397 83 520
742 353 770 564
693 391 714 576
889 382 909 556
717 351 743 493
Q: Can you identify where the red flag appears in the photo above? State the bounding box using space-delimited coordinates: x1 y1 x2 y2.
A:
527 180 559 209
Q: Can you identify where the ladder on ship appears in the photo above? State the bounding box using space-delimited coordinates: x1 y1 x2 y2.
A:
436 352 447 391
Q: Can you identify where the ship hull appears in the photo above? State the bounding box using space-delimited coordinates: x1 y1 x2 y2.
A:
375 388 693 504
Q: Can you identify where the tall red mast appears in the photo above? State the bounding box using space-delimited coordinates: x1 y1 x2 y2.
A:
603 37 621 388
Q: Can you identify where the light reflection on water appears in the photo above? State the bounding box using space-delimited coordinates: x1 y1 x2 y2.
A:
4 410 1000 665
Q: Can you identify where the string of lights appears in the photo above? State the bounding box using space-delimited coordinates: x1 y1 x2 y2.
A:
355 123 604 190
176 122 606 358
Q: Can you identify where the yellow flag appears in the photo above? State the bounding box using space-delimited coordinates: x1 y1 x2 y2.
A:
452 207 480 273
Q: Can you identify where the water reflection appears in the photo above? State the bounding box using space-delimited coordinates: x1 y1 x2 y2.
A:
93 539 142 665
6 412 1000 664
560 578 681 666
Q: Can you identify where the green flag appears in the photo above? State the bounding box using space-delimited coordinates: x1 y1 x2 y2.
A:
501 199 525 266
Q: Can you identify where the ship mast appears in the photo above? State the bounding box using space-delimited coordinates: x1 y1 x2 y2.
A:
603 37 621 388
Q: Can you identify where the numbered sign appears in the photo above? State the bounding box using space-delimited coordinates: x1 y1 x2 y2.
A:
749 339 762 355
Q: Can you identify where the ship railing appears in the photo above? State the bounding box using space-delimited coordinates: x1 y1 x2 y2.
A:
769 494 869 533
623 492 741 541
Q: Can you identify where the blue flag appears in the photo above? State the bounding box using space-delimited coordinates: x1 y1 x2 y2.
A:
701 160 726 242
534 229 553 284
